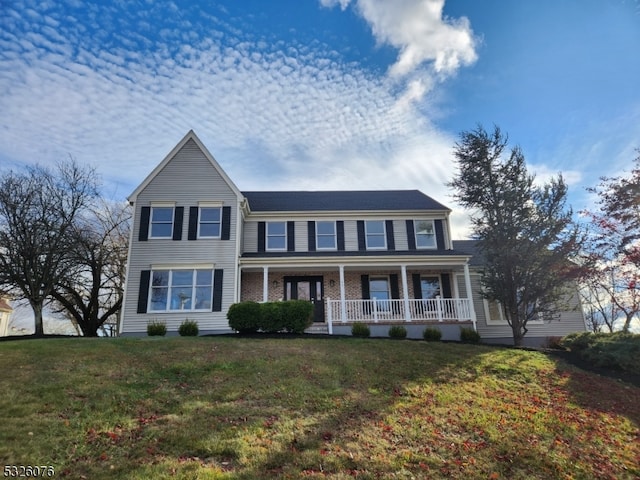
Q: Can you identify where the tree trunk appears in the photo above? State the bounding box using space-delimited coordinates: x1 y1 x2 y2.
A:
31 301 44 337
622 312 633 333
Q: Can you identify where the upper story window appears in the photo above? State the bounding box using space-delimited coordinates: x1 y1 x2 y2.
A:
267 222 287 250
198 207 221 238
149 268 213 312
414 220 436 248
365 220 386 249
316 221 336 250
150 207 174 238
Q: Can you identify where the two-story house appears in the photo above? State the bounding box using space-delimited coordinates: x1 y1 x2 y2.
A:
120 131 586 345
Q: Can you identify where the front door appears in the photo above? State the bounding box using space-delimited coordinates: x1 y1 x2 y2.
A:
284 276 325 323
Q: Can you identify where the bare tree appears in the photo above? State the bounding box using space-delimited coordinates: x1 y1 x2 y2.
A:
0 161 98 336
51 201 130 337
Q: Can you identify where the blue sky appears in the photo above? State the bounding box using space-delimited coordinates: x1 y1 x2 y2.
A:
1 0 639 238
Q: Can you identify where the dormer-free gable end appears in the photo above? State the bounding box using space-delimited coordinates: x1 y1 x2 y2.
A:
128 130 243 203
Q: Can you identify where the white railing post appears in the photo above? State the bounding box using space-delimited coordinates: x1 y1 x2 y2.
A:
436 295 443 322
326 298 333 335
373 297 378 322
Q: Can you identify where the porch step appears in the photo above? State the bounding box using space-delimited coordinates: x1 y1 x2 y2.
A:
305 323 329 335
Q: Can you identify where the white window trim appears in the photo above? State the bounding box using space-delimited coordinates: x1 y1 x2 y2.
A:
316 221 337 250
266 221 287 251
365 220 387 250
197 206 222 239
149 206 175 239
483 299 544 325
148 268 214 312
369 275 391 301
414 219 437 249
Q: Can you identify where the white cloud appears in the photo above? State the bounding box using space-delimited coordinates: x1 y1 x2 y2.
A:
320 0 477 81
0 0 475 237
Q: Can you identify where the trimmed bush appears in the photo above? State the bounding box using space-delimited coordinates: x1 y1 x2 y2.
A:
560 331 639 373
259 301 286 333
147 320 167 337
422 327 442 342
227 301 261 333
460 327 481 344
351 322 370 338
281 300 314 334
388 325 407 339
544 336 564 350
178 319 199 336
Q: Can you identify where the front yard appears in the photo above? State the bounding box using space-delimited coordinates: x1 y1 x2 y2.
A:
0 337 638 479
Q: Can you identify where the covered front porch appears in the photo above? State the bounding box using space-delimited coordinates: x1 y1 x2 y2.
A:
239 253 478 334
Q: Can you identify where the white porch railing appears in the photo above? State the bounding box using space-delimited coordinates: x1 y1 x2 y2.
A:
326 297 473 332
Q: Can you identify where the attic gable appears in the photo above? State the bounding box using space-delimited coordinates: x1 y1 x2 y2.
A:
128 130 243 203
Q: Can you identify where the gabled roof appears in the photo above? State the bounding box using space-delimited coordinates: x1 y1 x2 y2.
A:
242 190 450 212
128 130 243 203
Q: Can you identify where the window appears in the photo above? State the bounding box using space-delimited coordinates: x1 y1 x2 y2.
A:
365 220 386 249
316 221 336 250
267 222 287 250
149 269 213 312
198 207 221 238
415 220 436 248
370 275 390 300
483 299 507 325
150 207 174 238
420 276 441 299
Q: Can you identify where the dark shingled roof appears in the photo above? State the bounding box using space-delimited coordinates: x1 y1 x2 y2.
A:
451 240 484 266
242 190 449 212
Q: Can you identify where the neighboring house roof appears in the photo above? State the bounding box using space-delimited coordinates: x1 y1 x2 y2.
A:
242 190 450 212
451 240 485 267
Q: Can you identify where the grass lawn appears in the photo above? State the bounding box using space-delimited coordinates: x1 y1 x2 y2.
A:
0 337 638 479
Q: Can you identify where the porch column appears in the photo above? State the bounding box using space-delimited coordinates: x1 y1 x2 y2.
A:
262 266 269 302
339 265 347 322
463 263 477 329
401 264 410 321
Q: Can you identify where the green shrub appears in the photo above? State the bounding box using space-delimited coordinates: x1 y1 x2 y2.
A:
460 327 480 343
561 331 640 373
227 301 261 333
178 319 199 336
388 325 407 339
351 322 370 338
422 327 442 341
259 302 286 333
281 300 314 334
147 320 167 337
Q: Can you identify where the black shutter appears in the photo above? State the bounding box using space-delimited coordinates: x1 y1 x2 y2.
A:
441 273 452 298
258 222 266 252
212 269 224 312
361 274 371 315
137 270 151 313
357 221 366 251
221 206 231 240
337 221 345 251
385 220 395 251
287 221 295 252
361 275 370 299
139 207 150 241
308 221 316 251
188 207 198 240
172 207 184 241
406 220 416 250
435 219 445 250
390 274 400 299
412 274 422 299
